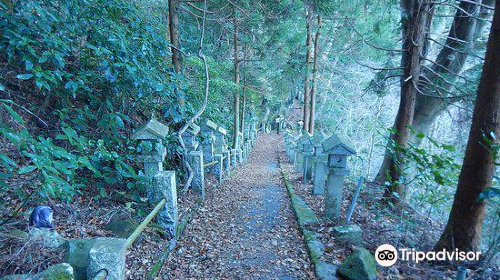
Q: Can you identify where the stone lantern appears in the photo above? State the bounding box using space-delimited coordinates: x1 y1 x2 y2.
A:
131 118 169 179
322 134 356 221
131 118 177 235
182 123 200 151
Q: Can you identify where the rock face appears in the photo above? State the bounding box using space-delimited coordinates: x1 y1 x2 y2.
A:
2 263 74 280
332 224 363 245
63 238 96 280
87 238 127 280
338 248 377 280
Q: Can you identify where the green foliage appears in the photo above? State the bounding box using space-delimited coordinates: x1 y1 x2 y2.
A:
0 100 140 201
387 131 461 217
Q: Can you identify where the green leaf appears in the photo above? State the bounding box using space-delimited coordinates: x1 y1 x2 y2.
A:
2 103 24 123
15 74 33 80
18 165 37 174
115 115 125 129
99 188 107 197
0 83 5 91
0 154 17 168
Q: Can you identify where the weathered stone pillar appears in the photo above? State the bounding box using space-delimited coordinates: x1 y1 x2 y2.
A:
324 168 350 220
312 157 327 195
87 238 127 280
152 171 178 234
231 149 238 168
188 150 205 199
214 154 224 182
224 150 230 171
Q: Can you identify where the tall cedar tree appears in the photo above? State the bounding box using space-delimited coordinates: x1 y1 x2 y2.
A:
233 8 240 149
435 0 500 252
308 14 322 135
302 6 313 132
411 0 495 145
168 0 181 73
378 0 434 202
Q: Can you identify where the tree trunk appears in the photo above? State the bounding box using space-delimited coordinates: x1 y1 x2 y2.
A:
411 0 494 144
435 3 500 251
233 9 240 149
168 0 181 73
308 14 322 135
240 43 248 136
377 0 434 202
302 7 313 132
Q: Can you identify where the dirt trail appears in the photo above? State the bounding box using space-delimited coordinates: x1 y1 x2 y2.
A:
161 133 315 280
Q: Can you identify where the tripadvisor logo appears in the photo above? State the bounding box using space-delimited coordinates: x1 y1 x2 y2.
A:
375 244 481 267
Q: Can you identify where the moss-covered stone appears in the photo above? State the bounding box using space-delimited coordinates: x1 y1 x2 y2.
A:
338 248 377 280
104 212 138 239
333 224 363 245
1 263 74 280
35 263 74 280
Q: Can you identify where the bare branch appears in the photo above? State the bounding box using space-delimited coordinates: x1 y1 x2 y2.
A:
177 0 210 192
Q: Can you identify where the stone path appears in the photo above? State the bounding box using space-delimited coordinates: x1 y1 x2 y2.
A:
161 133 315 280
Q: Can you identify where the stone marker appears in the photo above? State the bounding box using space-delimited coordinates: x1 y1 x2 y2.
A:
152 171 178 235
214 153 224 182
311 133 331 195
322 134 356 221
230 148 238 169
294 132 312 172
301 135 317 184
188 150 205 199
87 237 127 280
337 248 377 280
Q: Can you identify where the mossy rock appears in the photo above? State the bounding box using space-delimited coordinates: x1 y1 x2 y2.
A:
338 248 377 280
333 224 363 245
104 212 138 238
1 263 74 280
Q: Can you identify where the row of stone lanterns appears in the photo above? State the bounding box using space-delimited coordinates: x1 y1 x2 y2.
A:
131 118 259 236
284 127 356 221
